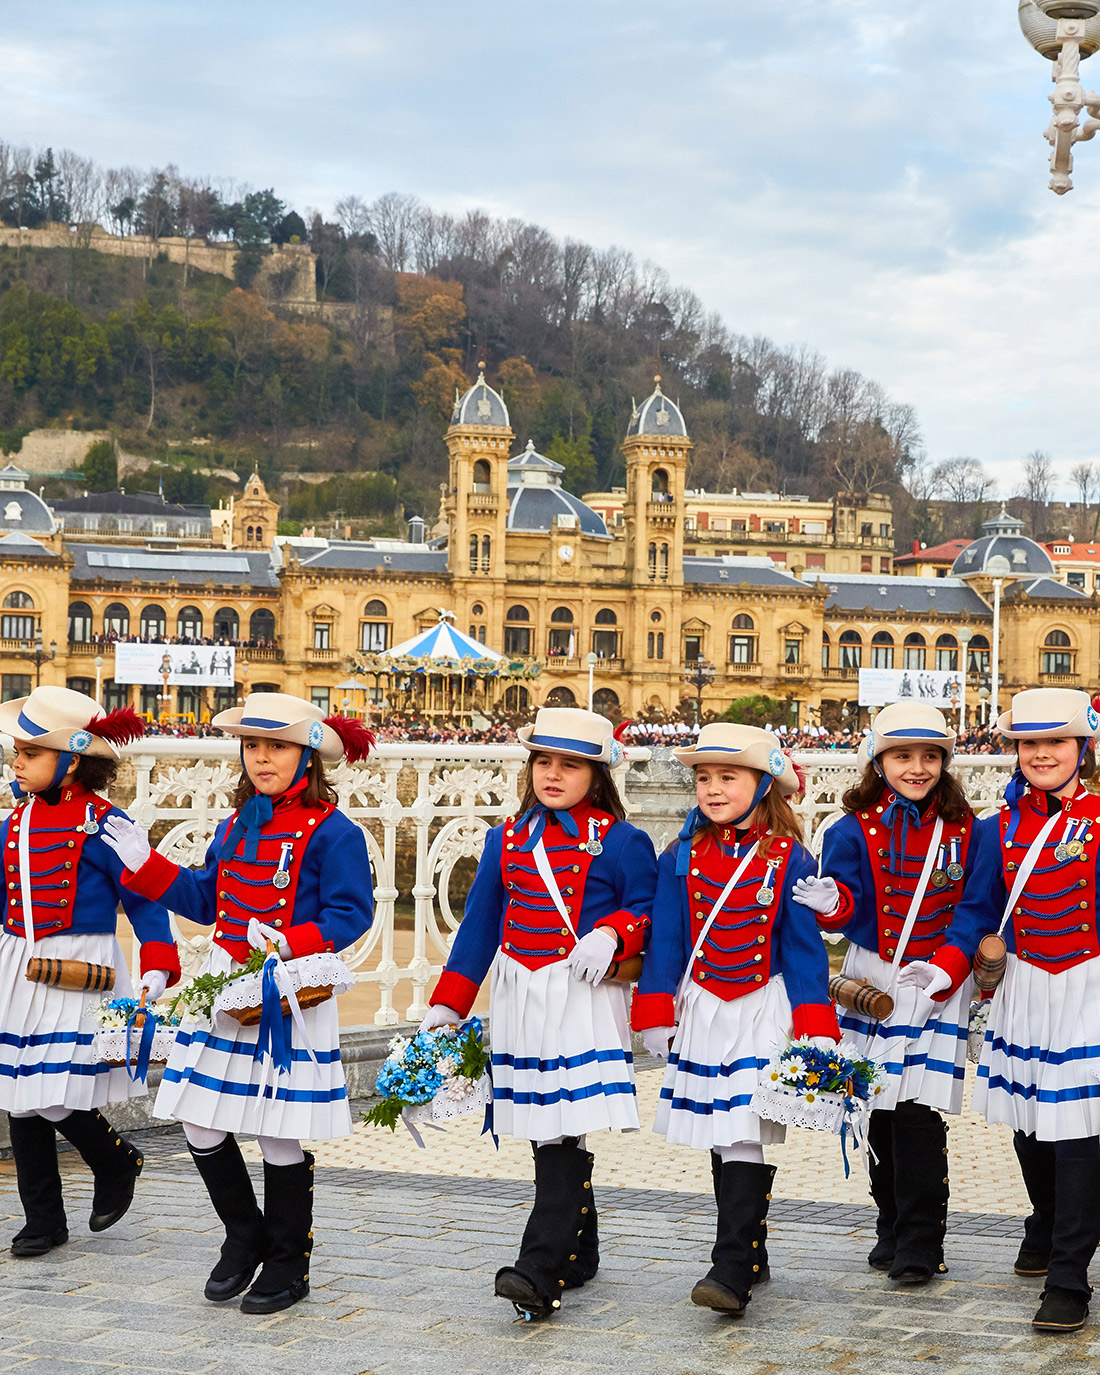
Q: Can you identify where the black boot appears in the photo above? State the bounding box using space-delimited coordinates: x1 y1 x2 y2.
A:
887 1102 949 1285
495 1139 592 1320
240 1152 314 1315
1035 1139 1100 1331
691 1161 775 1315
562 1147 599 1289
54 1109 143 1232
1013 1132 1056 1276
8 1114 67 1257
866 1109 897 1272
710 1150 771 1283
188 1135 266 1302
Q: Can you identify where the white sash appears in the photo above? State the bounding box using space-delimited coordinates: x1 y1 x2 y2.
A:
17 798 35 960
532 837 577 938
996 811 1062 937
888 816 944 978
676 842 760 1008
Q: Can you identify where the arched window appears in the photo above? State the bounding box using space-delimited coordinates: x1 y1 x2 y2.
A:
506 605 530 621
249 608 276 643
593 687 620 717
214 607 239 642
254 524 264 545
104 603 130 638
1042 629 1075 675
647 631 665 660
470 603 484 617
648 541 657 580
468 601 486 646
935 632 958 672
550 606 573 623
838 629 862 669
548 607 575 658
545 686 577 708
1 608 34 640
594 608 617 625
822 629 830 670
903 631 926 670
659 543 669 578
966 632 990 674
139 604 166 640
365 599 387 616
2 591 33 609
177 605 202 640
361 599 389 652
472 459 491 492
504 604 531 657
732 614 754 630
66 677 94 696
729 614 756 665
651 468 669 497
468 534 479 573
480 535 491 572
871 630 894 669
1045 629 1071 646
68 601 93 644
246 525 254 543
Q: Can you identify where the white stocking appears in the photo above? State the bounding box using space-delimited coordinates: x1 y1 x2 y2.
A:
716 1141 765 1164
257 1135 304 1166
183 1122 227 1153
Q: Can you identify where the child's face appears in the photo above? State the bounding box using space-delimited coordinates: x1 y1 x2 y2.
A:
878 745 943 803
695 763 761 827
241 736 304 796
1018 737 1082 796
531 751 593 811
12 742 75 795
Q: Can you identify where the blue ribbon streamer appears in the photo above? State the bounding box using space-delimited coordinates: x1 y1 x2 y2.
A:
221 790 275 864
125 1004 158 1084
514 803 580 853
254 955 293 1075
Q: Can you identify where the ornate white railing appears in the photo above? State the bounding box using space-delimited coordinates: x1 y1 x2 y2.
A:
0 744 1019 1026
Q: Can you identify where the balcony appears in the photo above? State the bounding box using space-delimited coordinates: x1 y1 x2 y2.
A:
67 641 99 656
467 492 498 510
783 663 811 678
1040 672 1080 686
544 656 580 673
646 501 677 525
308 647 339 662
823 666 860 680
242 646 284 663
725 661 763 678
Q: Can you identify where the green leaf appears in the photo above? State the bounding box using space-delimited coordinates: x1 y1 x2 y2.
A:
361 1097 404 1132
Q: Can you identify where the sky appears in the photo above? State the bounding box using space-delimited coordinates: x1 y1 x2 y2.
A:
0 0 1095 498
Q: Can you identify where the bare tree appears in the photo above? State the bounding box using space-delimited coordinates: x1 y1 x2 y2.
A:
930 456 996 538
334 194 370 239
1020 449 1054 538
366 192 421 272
1071 461 1095 540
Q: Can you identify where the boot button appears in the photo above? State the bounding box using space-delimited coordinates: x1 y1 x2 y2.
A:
581 1207 589 1215
569 1254 577 1261
583 1181 591 1189
753 1265 759 1273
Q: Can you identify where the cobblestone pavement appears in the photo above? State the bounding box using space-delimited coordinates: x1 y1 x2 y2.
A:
2 1066 1096 1375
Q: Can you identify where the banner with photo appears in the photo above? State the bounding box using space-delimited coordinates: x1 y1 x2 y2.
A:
858 667 962 708
113 643 236 687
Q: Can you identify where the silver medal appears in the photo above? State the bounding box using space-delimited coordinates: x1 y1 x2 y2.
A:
946 862 963 881
272 870 290 889
585 840 603 856
82 819 99 835
756 886 774 906
1055 844 1070 862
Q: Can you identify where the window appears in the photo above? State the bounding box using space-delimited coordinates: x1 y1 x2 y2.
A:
104 602 130 637
213 686 236 714
880 524 890 538
177 606 202 639
3 591 33 609
2 674 31 701
861 522 872 537
480 535 491 572
249 608 276 642
506 605 530 620
1068 571 1086 589
469 534 479 573
545 686 577 707
903 632 926 670
861 556 872 572
593 687 620 715
1042 629 1073 674
651 468 669 497
103 679 128 712
310 687 330 713
880 558 891 574
68 602 93 643
650 610 663 623
684 634 702 663
139 604 166 640
152 520 167 536
594 608 617 625
785 638 801 665
504 607 530 656
729 617 756 662
313 622 331 650
822 631 830 669
967 634 990 675
763 521 785 534
648 631 665 660
0 614 33 640
66 677 94 695
468 625 486 644
118 518 133 533
871 631 894 668
839 630 862 669
592 608 618 660
503 685 529 713
548 607 574 657
361 619 389 651
471 603 484 616
806 552 826 568
935 634 958 672
472 459 491 492
140 685 160 717
214 608 239 641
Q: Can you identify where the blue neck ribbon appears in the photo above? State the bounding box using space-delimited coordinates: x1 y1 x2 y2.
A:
125 1003 158 1084
515 802 581 853
254 955 293 1075
880 792 922 876
674 774 774 875
221 746 313 863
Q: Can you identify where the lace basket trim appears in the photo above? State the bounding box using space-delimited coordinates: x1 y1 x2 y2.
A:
405 1073 492 1127
212 952 355 1017
750 1081 847 1135
91 1026 179 1066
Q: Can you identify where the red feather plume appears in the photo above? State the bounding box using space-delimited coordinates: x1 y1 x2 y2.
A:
783 749 807 795
613 719 633 742
323 715 375 763
86 706 145 746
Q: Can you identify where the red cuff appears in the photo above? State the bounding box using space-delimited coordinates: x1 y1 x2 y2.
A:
631 989 676 1032
791 1002 842 1040
139 940 181 987
121 849 179 903
282 922 331 959
929 944 972 1000
595 909 650 961
431 970 480 1019
816 882 853 932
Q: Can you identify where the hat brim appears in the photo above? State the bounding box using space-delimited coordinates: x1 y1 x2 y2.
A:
517 723 612 764
671 743 801 795
212 707 344 762
0 698 119 758
872 729 955 762
995 706 1100 740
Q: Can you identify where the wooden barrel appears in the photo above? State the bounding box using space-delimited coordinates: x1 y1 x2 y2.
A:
606 955 643 984
828 974 894 1022
25 958 115 993
972 934 1008 993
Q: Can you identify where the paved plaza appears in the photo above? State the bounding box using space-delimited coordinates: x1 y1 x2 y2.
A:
0 1061 1096 1375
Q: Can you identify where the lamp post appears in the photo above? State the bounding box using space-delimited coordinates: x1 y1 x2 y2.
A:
94 654 104 704
1019 0 1100 193
984 555 1011 727
978 684 991 727
585 651 597 711
684 660 714 725
957 627 973 733
160 651 172 724
25 631 56 688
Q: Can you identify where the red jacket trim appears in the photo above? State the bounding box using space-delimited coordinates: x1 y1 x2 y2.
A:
631 989 676 1032
431 970 480 1020
792 1002 841 1041
283 921 331 959
816 882 853 932
595 908 650 961
121 849 179 903
929 943 972 999
138 940 181 986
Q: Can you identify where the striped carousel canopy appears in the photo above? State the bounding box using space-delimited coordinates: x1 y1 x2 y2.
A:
384 621 504 662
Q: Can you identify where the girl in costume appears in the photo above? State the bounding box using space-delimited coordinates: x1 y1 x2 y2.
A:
103 692 373 1315
632 722 840 1318
817 702 974 1286
422 707 657 1322
901 688 1100 1334
0 686 178 1258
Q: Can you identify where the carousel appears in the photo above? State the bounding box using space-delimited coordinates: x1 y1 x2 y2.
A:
350 611 540 722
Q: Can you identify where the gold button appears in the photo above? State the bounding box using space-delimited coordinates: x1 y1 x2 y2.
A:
583 1181 591 1189
886 947 895 956
883 906 892 915
581 1207 589 1215
218 910 227 919
295 831 303 838
273 920 283 928
64 862 71 870
875 806 883 814
506 843 515 851
696 912 706 921
504 942 512 950
59 899 67 907
1015 907 1022 915
573 865 580 873
1021 951 1029 959
1082 902 1090 909
1007 862 1017 871
754 974 763 982
868 828 877 835
757 935 765 944
216 931 223 938
699 971 707 980
753 953 762 962
307 818 316 826
558 947 566 955
691 868 699 876
278 899 287 907
884 887 892 895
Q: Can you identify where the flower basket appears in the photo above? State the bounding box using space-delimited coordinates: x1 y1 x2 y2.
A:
213 951 354 1027
88 993 182 1082
363 1019 491 1139
749 1039 882 1138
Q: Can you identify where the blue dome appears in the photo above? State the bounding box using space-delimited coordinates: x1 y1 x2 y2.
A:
506 484 609 537
626 377 687 438
951 509 1053 578
451 366 510 428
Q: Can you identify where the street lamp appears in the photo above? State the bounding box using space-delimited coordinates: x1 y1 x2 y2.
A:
684 659 714 725
585 651 598 711
160 652 172 724
1019 0 1100 193
25 631 56 687
986 554 1011 725
957 627 973 732
978 684 991 728
94 654 104 704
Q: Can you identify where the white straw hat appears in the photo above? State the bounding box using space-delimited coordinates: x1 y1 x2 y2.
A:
0 685 143 758
672 722 800 795
212 692 374 763
995 687 1100 740
863 702 956 764
517 707 622 766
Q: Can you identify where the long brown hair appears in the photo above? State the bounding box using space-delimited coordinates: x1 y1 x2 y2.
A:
842 753 971 822
232 747 337 810
517 756 626 821
694 772 804 861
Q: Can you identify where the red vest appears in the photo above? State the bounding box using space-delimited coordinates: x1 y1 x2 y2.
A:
212 791 336 961
1001 787 1100 975
685 829 797 1002
856 801 973 963
498 804 611 971
4 786 110 941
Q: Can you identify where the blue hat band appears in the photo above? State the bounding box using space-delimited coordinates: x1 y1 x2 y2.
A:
16 712 47 737
688 745 746 754
239 715 294 730
881 728 950 739
1010 719 1074 731
528 732 603 757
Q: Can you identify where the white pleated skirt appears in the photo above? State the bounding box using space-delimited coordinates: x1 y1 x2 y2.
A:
654 976 791 1151
0 929 143 1114
153 945 352 1141
973 953 1100 1142
487 952 639 1141
837 945 970 1115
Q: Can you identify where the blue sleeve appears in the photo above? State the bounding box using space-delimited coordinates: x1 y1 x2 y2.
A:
939 814 1007 962
636 843 688 1000
297 811 373 952
773 845 834 1012
820 813 874 945
442 826 507 989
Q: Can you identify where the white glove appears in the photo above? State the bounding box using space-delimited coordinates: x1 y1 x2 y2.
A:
419 1004 460 1034
791 875 840 916
806 1035 838 1051
568 927 619 985
246 918 290 958
896 960 952 996
641 1026 675 1061
101 815 151 872
138 970 169 1002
